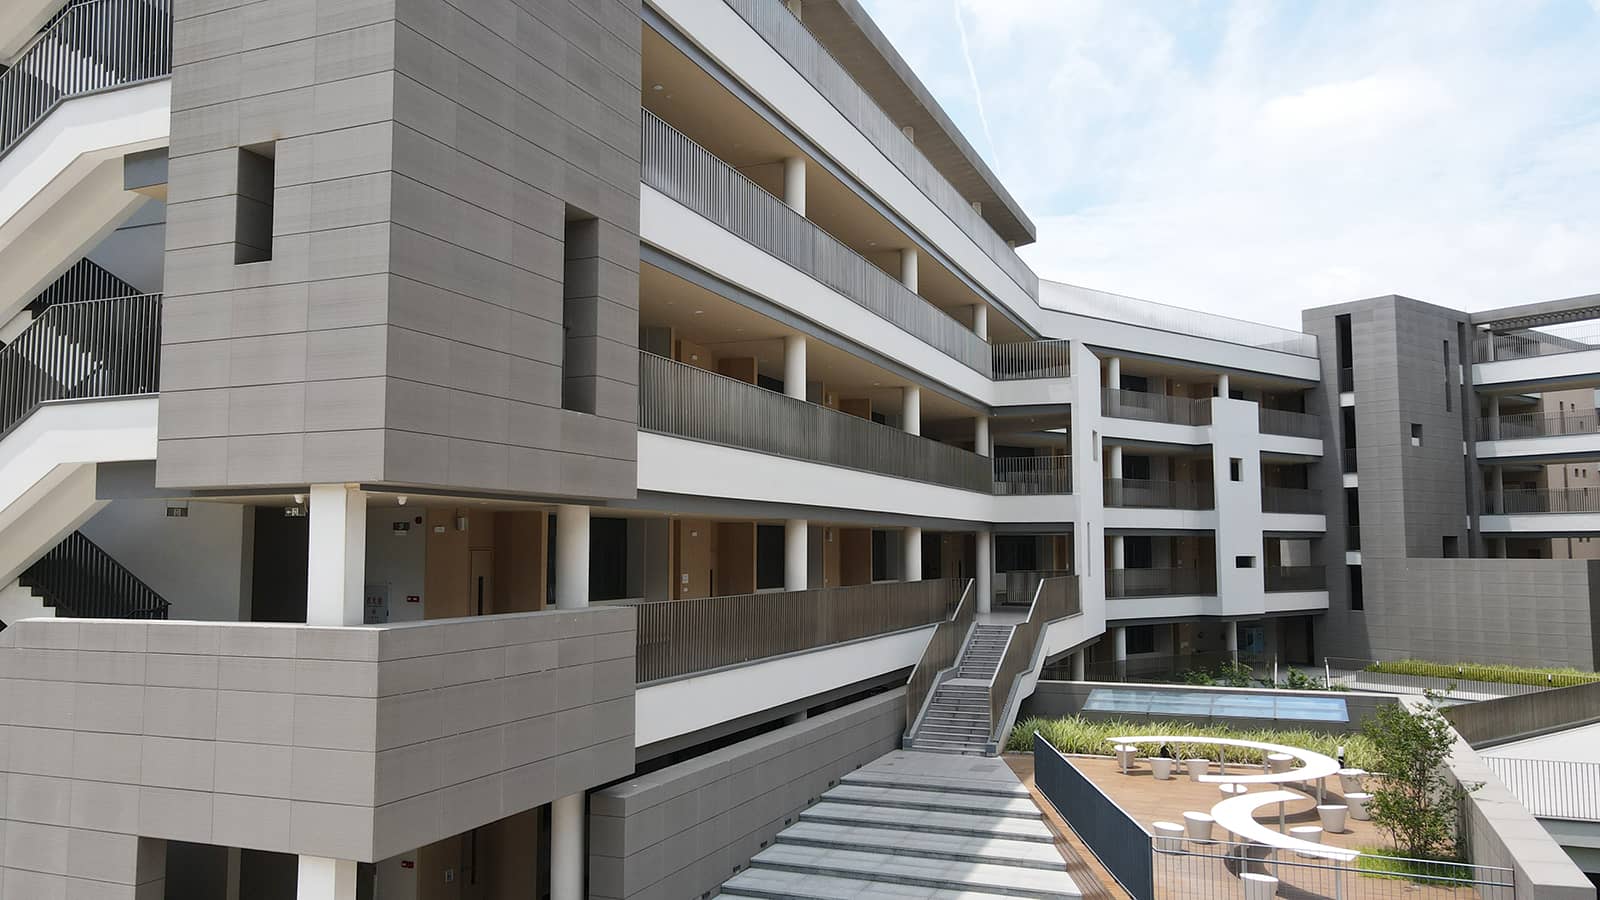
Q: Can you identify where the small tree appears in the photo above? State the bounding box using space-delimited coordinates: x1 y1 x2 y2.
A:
1360 696 1471 860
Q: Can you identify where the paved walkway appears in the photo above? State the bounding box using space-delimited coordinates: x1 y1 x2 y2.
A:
720 750 1084 898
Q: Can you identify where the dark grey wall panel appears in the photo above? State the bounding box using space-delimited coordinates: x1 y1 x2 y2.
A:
158 0 642 499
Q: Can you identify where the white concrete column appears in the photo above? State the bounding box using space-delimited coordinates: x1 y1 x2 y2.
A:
903 527 923 582
1113 627 1127 661
975 529 992 614
297 856 356 900
1111 535 1125 571
1225 620 1239 663
899 247 919 293
1107 356 1121 390
556 504 590 610
976 416 991 457
306 484 366 626
1491 466 1505 515
782 156 806 215
902 385 921 436
972 304 989 341
785 518 808 591
1071 650 1086 681
551 791 584 900
783 334 807 400
1218 372 1231 397
1109 444 1123 479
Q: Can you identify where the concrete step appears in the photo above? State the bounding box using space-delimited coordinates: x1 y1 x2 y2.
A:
800 803 1055 844
748 845 1080 899
821 784 1043 819
776 821 1067 871
721 867 1041 900
839 771 1033 800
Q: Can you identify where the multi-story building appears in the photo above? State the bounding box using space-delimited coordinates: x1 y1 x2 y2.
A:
0 0 1586 897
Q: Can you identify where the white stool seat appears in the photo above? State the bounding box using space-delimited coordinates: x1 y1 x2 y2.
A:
1317 804 1349 833
1290 825 1323 857
1183 811 1215 841
1185 758 1208 781
1267 753 1294 774
1220 782 1248 798
1338 767 1366 793
1150 757 1175 780
1115 744 1138 772
1153 820 1185 850
1346 791 1371 820
1241 872 1278 900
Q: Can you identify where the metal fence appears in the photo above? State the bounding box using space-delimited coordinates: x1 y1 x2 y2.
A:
1262 485 1322 514
1107 567 1218 598
639 350 992 492
1265 565 1327 592
903 579 975 734
0 294 162 438
1488 487 1600 514
992 455 1072 495
1324 657 1595 699
1481 757 1600 822
992 339 1070 380
1478 410 1600 441
720 0 1039 299
1102 388 1213 426
1152 837 1514 900
627 578 962 683
1 0 172 158
1258 407 1322 438
1105 477 1215 510
1033 739 1153 898
1477 327 1600 362
989 576 1081 737
641 109 992 374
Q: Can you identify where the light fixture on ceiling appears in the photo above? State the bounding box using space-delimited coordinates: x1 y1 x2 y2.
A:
867 240 877 247
651 83 663 91
397 496 408 506
293 494 304 505
693 309 704 315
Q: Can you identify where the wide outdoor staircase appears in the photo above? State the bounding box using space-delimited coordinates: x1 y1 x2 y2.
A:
720 751 1082 898
909 624 1012 755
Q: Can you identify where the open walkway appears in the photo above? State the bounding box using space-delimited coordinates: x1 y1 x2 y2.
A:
720 750 1085 898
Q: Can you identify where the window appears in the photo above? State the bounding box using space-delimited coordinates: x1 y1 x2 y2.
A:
1443 340 1453 411
1335 314 1353 390
1442 535 1459 558
1126 625 1156 655
1229 458 1243 482
562 209 601 413
1235 555 1256 568
1348 565 1364 610
1410 423 1422 446
234 144 275 263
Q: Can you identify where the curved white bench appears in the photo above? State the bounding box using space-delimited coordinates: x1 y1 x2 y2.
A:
1210 790 1357 863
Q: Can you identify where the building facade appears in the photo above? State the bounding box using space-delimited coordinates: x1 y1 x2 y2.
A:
0 0 1586 897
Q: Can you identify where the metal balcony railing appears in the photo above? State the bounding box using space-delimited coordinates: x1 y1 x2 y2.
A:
1477 328 1600 363
1101 388 1212 426
1488 488 1600 515
994 569 1072 608
1103 477 1214 510
1264 565 1327 592
1341 447 1358 474
0 0 172 159
1258 407 1321 438
992 455 1072 495
1107 567 1217 598
992 339 1070 380
1337 366 1353 392
721 0 1039 299
1478 410 1600 441
639 350 992 492
641 110 991 374
904 579 975 734
627 578 963 683
0 293 162 438
1262 485 1322 515
990 576 1081 738
1480 757 1600 823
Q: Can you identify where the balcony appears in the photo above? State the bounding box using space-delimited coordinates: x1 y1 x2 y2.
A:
992 455 1072 495
719 0 1038 299
1107 567 1217 598
1101 388 1212 427
626 578 962 683
1478 411 1599 441
1258 407 1321 438
992 339 1070 381
641 110 990 375
639 350 992 492
1262 485 1322 515
1265 565 1327 592
1104 477 1215 510
1488 488 1600 515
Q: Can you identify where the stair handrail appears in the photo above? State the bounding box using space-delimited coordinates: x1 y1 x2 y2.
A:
903 578 975 739
0 292 161 440
19 530 170 619
987 576 1081 749
0 0 173 159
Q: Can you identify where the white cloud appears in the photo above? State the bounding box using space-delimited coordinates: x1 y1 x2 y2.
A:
861 0 1600 329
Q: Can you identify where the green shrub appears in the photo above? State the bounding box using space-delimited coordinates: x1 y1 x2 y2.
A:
1354 847 1476 884
1011 715 1378 769
1364 659 1599 688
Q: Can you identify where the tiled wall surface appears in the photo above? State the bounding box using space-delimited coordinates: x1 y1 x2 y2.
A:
157 0 642 498
588 688 905 900
0 606 636 897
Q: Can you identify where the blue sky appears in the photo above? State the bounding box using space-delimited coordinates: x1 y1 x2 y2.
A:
859 0 1600 328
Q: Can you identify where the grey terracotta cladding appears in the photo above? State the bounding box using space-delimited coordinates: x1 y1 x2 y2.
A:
156 0 643 499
